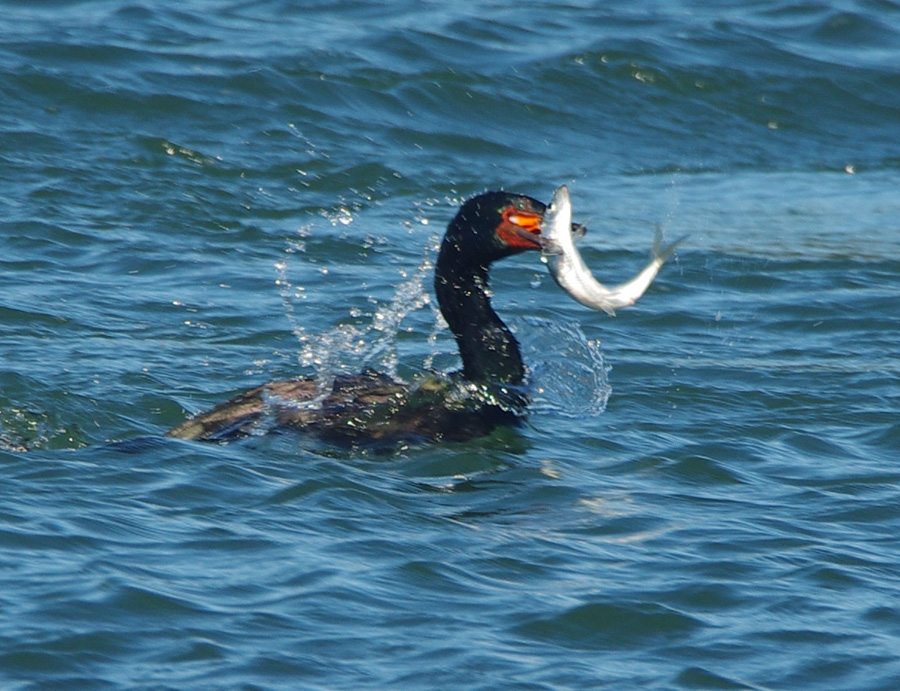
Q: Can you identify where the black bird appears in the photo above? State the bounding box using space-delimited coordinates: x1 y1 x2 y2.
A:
167 191 582 446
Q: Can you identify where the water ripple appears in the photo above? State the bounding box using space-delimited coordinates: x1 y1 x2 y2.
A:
3 0 900 687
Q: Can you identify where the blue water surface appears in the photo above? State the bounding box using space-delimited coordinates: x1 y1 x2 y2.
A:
2 1 899 688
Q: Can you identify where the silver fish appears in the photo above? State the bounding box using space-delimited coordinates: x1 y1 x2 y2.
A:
541 185 685 316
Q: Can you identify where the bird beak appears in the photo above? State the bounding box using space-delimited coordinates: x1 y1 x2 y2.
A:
499 209 543 250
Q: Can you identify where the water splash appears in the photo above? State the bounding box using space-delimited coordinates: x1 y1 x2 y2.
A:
0 402 87 452
275 208 443 403
364 258 434 376
519 316 611 418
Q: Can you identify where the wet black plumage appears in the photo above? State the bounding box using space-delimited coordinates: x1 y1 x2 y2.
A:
167 190 576 446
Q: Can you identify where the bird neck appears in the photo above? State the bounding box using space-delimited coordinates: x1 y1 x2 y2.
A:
434 243 525 385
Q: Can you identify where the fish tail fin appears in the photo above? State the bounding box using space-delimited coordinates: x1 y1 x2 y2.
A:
652 226 688 262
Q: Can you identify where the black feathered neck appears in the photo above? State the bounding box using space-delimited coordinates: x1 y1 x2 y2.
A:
434 191 544 384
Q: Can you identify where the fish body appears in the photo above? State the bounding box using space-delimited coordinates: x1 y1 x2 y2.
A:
541 185 685 315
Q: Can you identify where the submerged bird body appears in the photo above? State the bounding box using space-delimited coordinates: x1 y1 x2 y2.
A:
168 191 571 446
167 369 522 445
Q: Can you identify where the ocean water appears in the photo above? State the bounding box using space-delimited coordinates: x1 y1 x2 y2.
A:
2 0 899 687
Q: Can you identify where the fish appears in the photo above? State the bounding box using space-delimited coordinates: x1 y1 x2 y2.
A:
540 185 686 316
